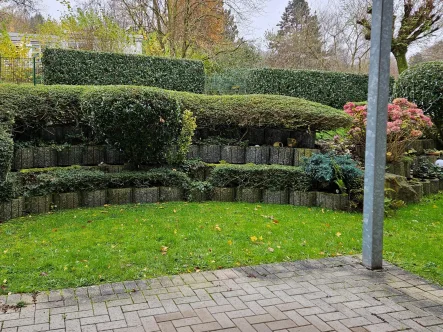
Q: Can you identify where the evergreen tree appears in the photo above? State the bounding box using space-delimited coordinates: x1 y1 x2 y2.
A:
277 0 312 35
267 0 324 70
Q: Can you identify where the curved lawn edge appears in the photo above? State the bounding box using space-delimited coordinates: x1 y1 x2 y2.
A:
0 196 442 294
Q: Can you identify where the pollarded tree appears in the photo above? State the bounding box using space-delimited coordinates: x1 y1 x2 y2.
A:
357 0 443 74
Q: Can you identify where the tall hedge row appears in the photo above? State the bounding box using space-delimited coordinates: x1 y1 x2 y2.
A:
206 68 395 109
42 48 205 93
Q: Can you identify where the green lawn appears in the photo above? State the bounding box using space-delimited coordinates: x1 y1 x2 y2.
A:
0 195 442 294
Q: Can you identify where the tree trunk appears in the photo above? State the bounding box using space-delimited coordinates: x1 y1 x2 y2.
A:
393 50 408 74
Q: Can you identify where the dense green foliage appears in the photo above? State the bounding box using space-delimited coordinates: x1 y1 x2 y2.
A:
83 86 182 165
394 62 443 136
167 110 197 165
42 48 205 93
0 84 87 140
169 90 351 131
0 84 351 140
208 164 311 191
21 168 190 197
0 173 22 202
303 153 363 194
206 68 380 109
0 125 13 183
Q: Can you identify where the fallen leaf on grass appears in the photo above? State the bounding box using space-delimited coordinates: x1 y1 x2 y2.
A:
215 225 221 231
336 232 342 237
268 247 274 252
161 246 169 255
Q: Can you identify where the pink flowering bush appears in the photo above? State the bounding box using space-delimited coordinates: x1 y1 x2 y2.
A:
344 98 433 162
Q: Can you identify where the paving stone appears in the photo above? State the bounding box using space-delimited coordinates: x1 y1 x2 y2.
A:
1 258 443 332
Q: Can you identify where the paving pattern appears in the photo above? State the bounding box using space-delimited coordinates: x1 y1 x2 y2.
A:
1 256 443 332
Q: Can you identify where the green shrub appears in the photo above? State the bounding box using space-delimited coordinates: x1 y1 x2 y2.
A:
303 153 363 194
42 48 205 93
208 164 311 191
0 125 13 183
393 62 443 139
0 84 87 140
206 68 391 109
83 86 183 166
0 173 22 202
168 90 351 131
22 168 191 196
167 110 197 165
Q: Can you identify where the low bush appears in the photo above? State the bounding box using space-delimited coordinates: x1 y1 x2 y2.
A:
168 90 351 131
21 168 191 197
393 62 443 142
42 48 205 93
206 68 393 109
344 99 433 162
83 86 183 166
303 153 363 194
208 164 311 191
0 125 13 183
0 173 22 202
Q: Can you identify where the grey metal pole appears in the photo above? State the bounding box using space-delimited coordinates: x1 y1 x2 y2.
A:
362 0 394 270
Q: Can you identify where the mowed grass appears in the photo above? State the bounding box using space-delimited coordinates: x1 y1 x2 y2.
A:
0 195 442 294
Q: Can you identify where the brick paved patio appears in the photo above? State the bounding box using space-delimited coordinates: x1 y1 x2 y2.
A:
1 256 443 332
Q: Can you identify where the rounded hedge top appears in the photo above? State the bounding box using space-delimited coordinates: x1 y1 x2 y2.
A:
393 61 443 123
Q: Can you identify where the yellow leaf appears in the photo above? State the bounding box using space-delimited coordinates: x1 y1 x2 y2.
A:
215 225 221 232
250 236 258 242
161 246 169 255
336 232 342 237
227 240 233 246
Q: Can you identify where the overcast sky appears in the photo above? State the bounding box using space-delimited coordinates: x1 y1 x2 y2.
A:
39 0 328 42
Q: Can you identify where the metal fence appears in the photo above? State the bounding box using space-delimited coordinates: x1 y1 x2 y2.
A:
0 57 43 85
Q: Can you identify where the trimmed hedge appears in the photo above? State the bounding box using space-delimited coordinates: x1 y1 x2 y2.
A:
42 48 205 93
0 84 87 140
0 125 13 183
83 86 182 165
208 164 311 191
1 85 351 141
168 90 351 131
393 62 443 135
21 168 191 197
206 68 377 109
